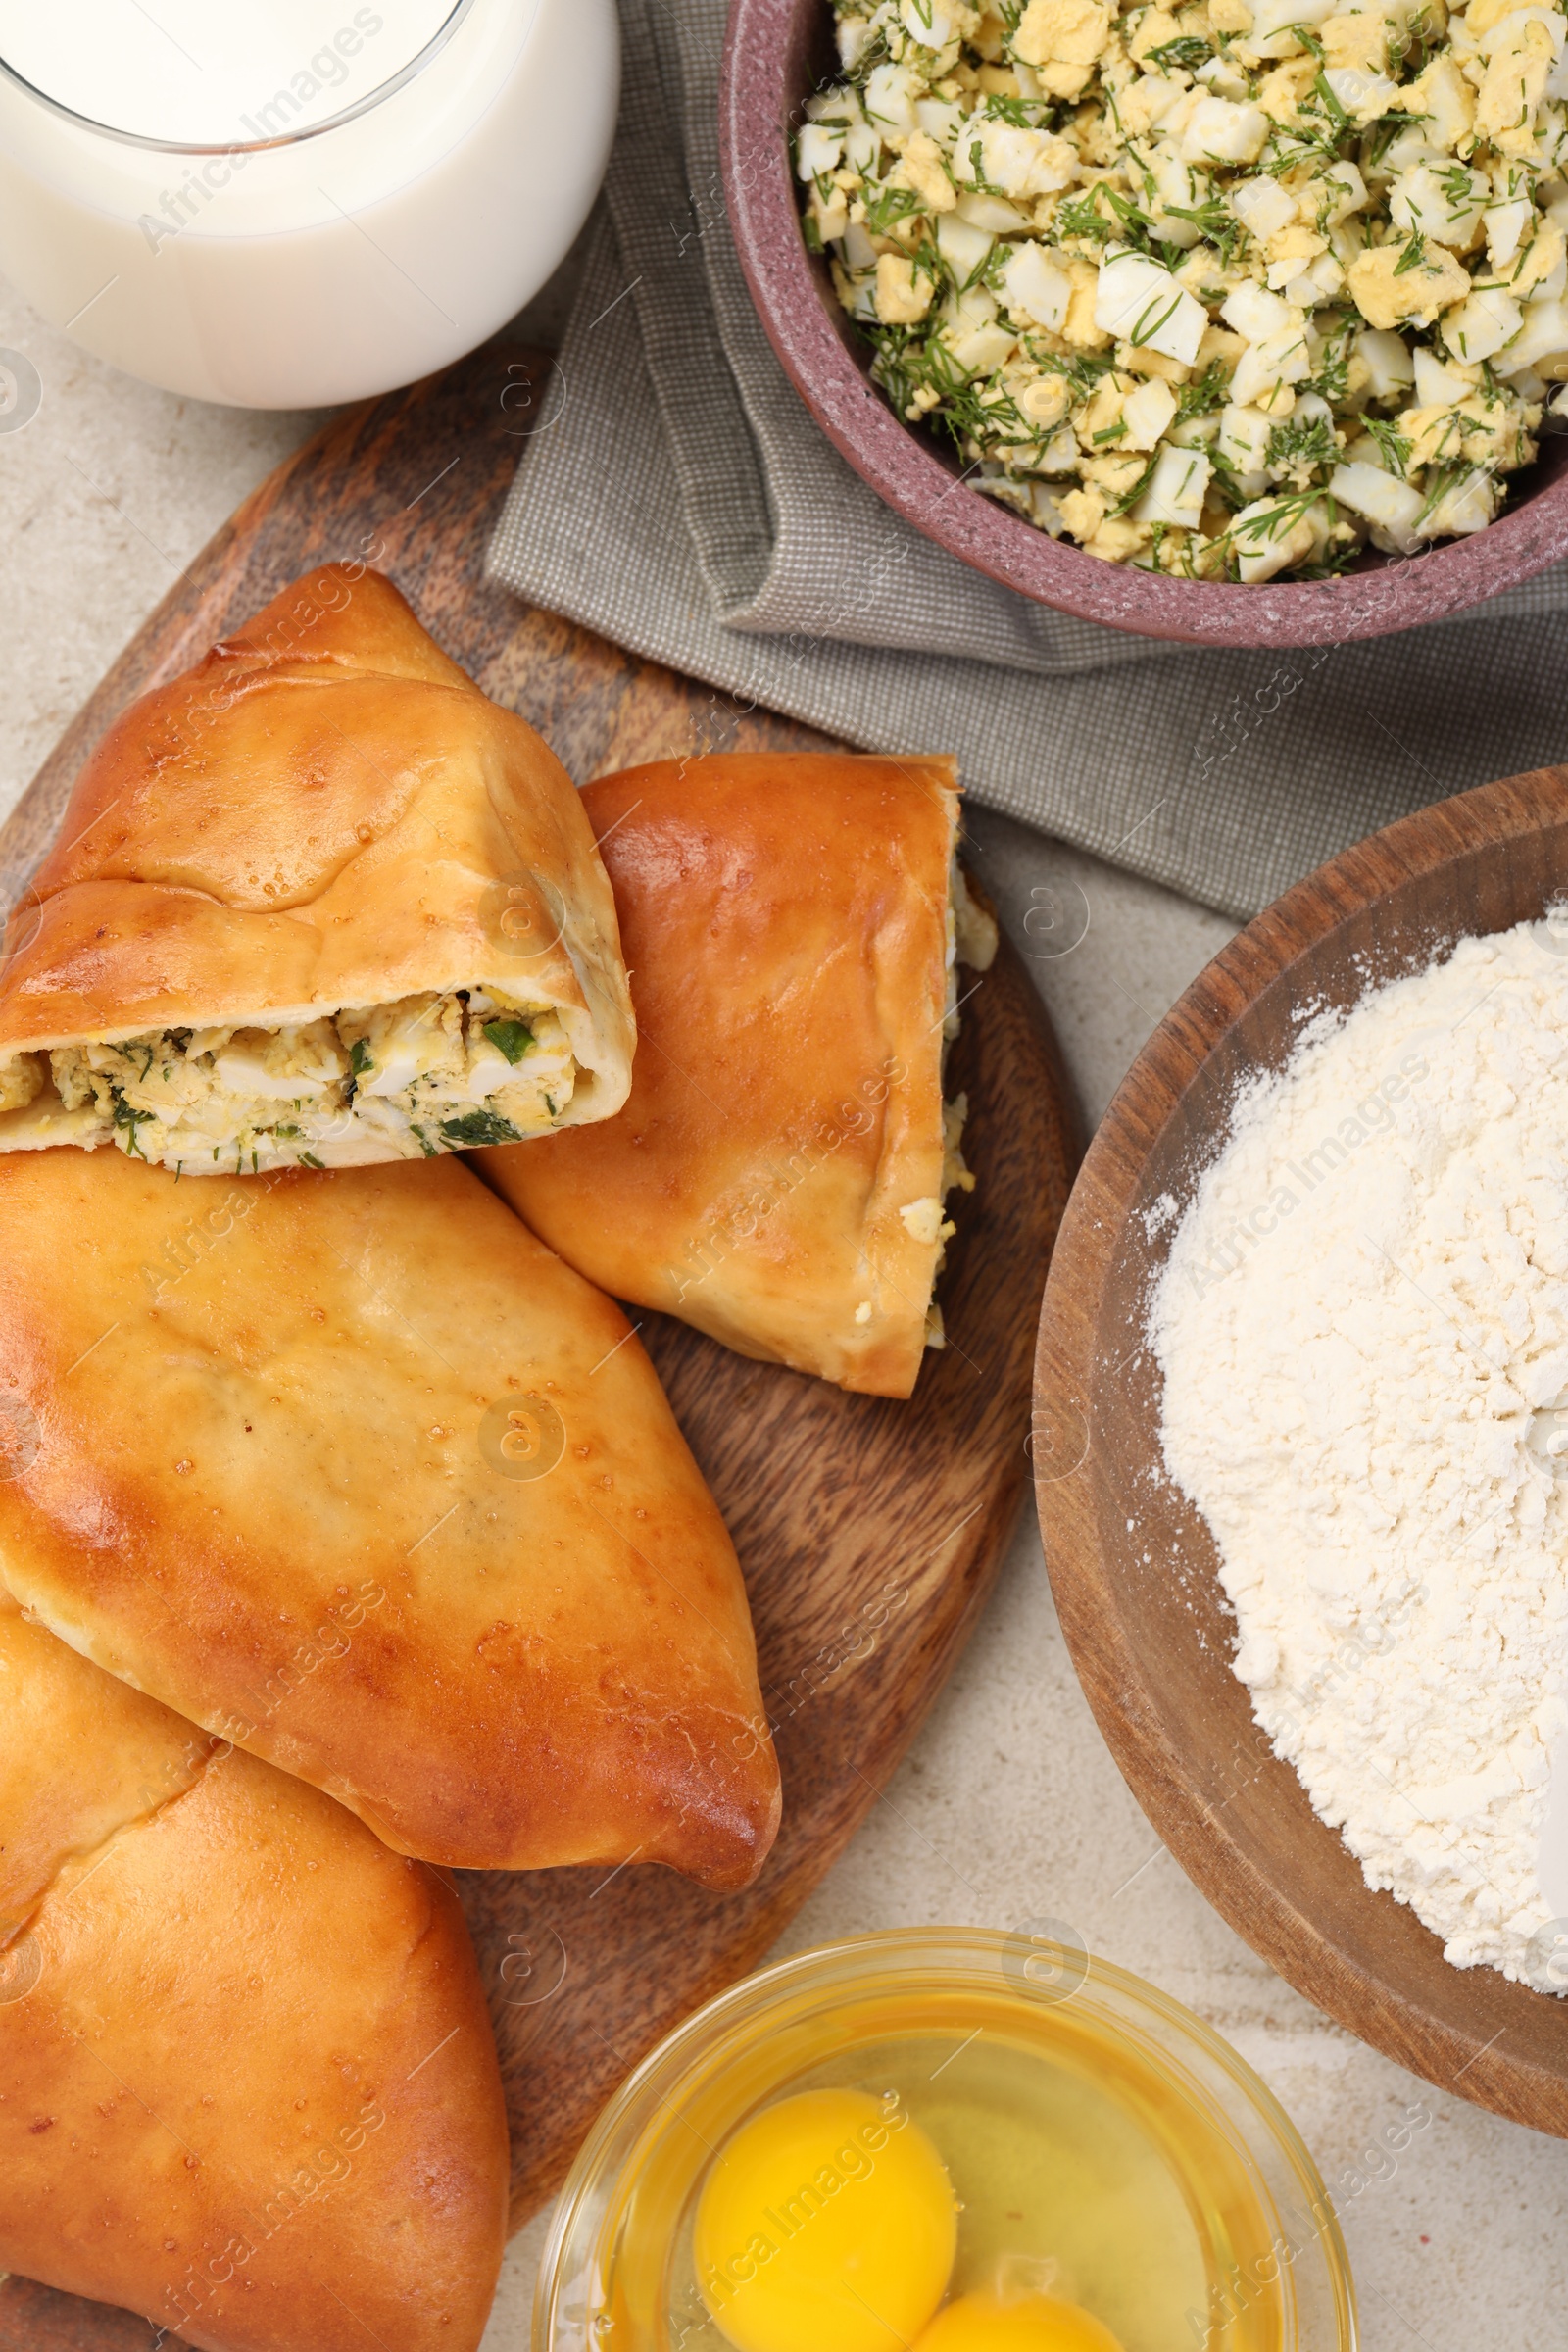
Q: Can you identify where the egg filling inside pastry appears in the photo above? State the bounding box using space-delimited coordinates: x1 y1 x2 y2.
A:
908 857 996 1352
0 563 635 1174
0 987 582 1174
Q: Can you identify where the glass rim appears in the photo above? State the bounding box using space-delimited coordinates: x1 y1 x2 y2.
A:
534 1924 1358 2349
0 0 477 156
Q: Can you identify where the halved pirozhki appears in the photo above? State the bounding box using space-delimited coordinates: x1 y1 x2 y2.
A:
480 752 998 1398
0 565 634 1175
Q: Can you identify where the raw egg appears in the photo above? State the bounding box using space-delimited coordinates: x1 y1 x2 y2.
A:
915 2290 1127 2351
693 2086 957 2352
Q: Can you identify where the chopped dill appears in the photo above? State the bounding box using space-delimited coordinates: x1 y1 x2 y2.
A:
1265 413 1342 473
1358 412 1413 475
438 1109 523 1149
1306 318 1357 407
483 1018 535 1064
1366 109 1426 170
1224 487 1331 543
1148 33 1212 69
111 1094 148 1159
1173 359 1232 421
1309 71 1351 134
979 93 1049 126
861 182 924 235
1054 188 1121 245
1106 453 1161 514
1163 190 1246 268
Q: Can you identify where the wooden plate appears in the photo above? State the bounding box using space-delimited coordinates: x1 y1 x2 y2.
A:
1036 764 1568 2136
0 344 1081 2347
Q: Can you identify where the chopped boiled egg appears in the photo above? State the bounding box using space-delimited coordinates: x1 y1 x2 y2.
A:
1443 286 1524 363
901 1196 953 1246
1002 242 1072 330
1135 441 1211 524
1093 251 1207 364
808 0 1549 580
0 1054 43 1115
212 1021 347 1102
30 989 579 1173
1328 460 1427 551
1413 345 1475 404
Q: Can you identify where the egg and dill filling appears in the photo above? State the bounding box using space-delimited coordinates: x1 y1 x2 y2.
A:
0 988 580 1175
803 0 1568 580
902 857 995 1350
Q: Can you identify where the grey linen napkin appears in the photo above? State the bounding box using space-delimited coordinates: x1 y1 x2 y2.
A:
488 0 1568 920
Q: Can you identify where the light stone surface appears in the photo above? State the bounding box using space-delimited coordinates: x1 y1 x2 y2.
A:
1 273 1564 2352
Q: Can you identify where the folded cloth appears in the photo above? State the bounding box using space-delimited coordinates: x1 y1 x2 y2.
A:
488 0 1568 921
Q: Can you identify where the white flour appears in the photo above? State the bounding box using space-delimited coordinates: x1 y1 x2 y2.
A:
1152 917 1568 1989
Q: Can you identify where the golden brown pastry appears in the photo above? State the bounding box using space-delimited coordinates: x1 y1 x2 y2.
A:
479 752 997 1398
0 564 634 1173
0 1589 509 2352
0 1148 779 1890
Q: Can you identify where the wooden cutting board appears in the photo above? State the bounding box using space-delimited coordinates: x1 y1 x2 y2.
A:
0 343 1081 2349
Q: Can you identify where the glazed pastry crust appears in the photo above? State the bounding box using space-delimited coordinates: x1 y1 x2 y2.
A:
481 752 971 1397
0 1149 779 1889
0 1593 509 2352
0 565 634 1167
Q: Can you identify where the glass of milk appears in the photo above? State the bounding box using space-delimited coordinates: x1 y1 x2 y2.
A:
0 0 618 408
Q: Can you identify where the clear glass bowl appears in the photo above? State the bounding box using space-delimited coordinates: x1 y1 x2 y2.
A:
534 1927 1358 2352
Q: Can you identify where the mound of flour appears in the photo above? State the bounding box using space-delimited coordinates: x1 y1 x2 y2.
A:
1153 918 1568 1988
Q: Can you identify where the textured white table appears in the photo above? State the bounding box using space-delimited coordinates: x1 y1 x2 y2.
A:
2 277 1564 2352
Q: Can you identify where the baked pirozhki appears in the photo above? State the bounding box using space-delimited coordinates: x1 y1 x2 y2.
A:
479 753 997 1398
0 564 634 1174
0 1590 508 2352
0 1148 779 1890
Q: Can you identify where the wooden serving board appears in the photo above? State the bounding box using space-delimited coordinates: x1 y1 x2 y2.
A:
0 344 1081 2348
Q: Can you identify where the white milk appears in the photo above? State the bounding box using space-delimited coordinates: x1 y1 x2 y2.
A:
0 3 462 147
0 0 617 407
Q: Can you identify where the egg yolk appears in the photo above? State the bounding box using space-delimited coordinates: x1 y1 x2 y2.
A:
693 2087 957 2352
914 2290 1127 2351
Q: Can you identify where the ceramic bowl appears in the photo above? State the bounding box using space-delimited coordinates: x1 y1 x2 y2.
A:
719 0 1568 648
